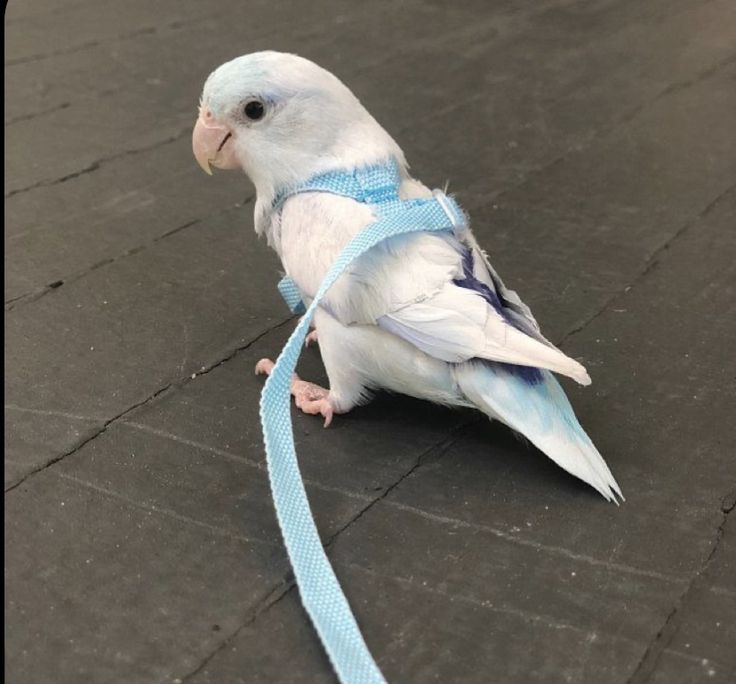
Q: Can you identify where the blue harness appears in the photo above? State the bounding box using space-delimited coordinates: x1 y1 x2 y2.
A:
259 158 465 684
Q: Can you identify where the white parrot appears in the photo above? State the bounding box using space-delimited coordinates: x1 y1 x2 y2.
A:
192 51 622 502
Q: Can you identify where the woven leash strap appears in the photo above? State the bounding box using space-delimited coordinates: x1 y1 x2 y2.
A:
259 160 464 683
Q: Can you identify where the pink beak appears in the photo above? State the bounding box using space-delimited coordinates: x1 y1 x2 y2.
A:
192 107 237 175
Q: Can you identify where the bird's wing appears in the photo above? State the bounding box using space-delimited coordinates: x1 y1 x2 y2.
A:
461 230 548 342
377 260 591 385
278 191 590 385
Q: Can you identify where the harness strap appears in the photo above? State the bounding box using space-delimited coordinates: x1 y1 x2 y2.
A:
260 160 464 684
272 158 403 210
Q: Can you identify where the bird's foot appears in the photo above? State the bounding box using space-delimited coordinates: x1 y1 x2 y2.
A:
254 358 276 376
255 357 336 427
305 330 319 348
292 381 334 427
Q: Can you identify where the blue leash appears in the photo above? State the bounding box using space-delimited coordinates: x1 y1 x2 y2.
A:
259 159 465 683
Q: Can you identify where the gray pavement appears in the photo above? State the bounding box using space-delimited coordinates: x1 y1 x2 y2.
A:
5 1 736 682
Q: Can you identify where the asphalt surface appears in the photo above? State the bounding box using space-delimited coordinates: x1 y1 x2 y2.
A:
5 1 736 682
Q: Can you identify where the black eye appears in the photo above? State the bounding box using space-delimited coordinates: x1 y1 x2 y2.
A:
244 100 265 121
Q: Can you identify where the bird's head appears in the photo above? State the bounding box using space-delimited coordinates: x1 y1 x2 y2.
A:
192 51 404 203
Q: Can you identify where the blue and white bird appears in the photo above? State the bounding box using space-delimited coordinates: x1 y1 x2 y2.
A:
192 51 623 502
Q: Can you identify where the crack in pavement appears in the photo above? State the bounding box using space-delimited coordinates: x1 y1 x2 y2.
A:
612 51 736 131
470 50 736 216
326 420 479 547
178 578 296 684
5 391 170 495
4 316 295 494
564 181 736 344
4 0 397 70
6 161 102 199
4 126 192 199
4 17 200 67
5 39 101 67
626 490 736 683
5 102 72 126
4 196 255 311
177 424 472 682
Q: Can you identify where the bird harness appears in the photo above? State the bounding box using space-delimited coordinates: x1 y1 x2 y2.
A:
260 158 465 684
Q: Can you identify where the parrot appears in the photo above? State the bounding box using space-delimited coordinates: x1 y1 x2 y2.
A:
192 51 623 503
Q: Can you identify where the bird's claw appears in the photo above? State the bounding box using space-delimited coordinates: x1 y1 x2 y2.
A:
293 380 334 427
254 358 335 427
254 358 275 376
305 330 319 348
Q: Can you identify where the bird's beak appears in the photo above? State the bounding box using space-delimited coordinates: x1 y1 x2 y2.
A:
192 107 235 175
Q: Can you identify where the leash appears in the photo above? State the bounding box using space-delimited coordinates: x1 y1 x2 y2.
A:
259 159 465 683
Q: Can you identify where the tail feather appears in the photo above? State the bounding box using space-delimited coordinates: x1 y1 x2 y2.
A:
454 360 623 502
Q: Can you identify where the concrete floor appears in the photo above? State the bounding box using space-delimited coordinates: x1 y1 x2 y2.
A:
5 1 736 682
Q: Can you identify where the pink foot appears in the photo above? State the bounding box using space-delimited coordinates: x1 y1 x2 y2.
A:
292 380 334 427
305 330 319 348
255 357 337 427
254 358 275 376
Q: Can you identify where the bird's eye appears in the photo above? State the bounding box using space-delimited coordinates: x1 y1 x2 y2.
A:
244 100 265 121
